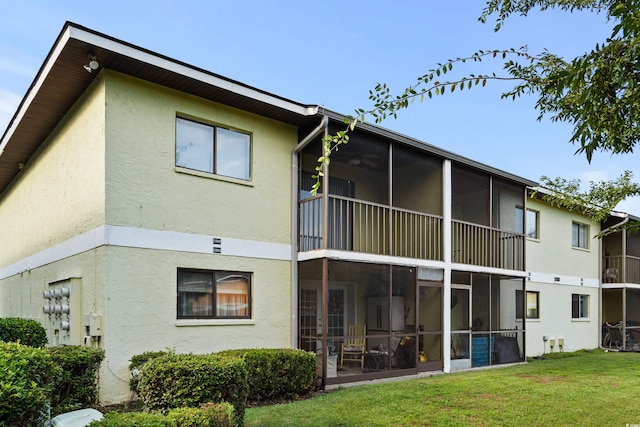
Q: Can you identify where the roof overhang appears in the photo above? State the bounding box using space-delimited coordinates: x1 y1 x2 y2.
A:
0 22 319 195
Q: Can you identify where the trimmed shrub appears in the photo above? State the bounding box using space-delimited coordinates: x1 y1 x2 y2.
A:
0 317 47 347
128 350 170 394
0 341 60 426
137 353 248 426
218 348 316 402
167 402 236 427
48 345 105 415
87 411 172 426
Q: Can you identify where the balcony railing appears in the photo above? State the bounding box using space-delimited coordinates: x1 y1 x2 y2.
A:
300 196 524 270
603 256 640 284
299 195 443 261
451 220 524 270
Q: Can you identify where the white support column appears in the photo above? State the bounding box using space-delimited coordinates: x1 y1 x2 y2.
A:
443 159 452 373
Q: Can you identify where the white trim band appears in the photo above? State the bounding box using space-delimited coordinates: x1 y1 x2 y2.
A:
0 225 291 279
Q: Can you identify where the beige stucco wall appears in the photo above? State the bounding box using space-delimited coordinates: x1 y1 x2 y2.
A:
525 198 601 356
525 281 599 356
100 245 291 403
0 78 106 268
526 197 600 279
103 71 297 243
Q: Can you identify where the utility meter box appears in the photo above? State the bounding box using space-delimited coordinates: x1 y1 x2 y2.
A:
89 314 102 337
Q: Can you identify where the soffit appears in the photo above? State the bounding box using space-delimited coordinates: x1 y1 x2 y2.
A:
0 22 319 196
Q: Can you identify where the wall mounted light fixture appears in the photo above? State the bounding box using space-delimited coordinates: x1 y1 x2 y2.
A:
83 54 100 73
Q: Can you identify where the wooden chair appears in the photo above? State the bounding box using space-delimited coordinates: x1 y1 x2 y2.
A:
340 324 366 368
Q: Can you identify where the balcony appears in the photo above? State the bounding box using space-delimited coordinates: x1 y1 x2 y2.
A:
300 195 525 270
299 195 443 261
452 220 524 271
603 256 640 284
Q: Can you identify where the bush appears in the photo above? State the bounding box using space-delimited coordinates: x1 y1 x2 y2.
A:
48 346 105 415
218 348 316 402
167 402 236 427
0 341 60 426
128 350 170 394
88 411 173 426
0 317 47 348
137 353 248 426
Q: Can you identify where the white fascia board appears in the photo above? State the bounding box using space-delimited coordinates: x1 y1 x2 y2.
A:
0 28 73 154
105 225 291 260
67 26 317 117
451 263 528 278
299 249 446 270
527 271 599 288
0 225 291 280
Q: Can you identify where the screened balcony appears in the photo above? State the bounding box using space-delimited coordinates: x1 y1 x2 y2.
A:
298 128 526 271
602 218 640 285
299 195 443 259
299 130 444 262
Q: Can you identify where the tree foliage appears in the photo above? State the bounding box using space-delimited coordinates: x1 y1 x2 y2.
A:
537 171 640 234
312 0 640 226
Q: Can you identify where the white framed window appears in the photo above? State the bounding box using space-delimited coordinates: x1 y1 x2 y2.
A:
516 290 539 319
526 209 539 239
571 222 589 249
176 117 251 180
177 269 251 319
571 294 589 319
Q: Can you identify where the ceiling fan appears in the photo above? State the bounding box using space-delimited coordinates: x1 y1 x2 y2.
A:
345 151 379 168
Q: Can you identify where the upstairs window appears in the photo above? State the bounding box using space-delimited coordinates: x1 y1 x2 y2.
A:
526 209 539 239
176 117 251 180
177 269 251 319
571 222 589 249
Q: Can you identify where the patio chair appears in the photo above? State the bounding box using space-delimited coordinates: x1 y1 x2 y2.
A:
603 322 624 349
340 324 366 368
603 268 619 283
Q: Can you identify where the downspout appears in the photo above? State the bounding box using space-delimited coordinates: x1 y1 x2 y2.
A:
599 215 629 351
291 115 329 348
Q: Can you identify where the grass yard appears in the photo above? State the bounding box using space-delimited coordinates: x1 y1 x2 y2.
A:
245 350 640 426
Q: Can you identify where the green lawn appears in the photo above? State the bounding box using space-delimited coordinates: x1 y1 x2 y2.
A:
245 350 640 426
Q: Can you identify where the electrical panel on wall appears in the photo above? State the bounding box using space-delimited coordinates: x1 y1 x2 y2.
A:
42 278 82 346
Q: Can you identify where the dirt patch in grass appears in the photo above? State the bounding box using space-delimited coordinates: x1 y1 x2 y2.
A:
515 373 568 384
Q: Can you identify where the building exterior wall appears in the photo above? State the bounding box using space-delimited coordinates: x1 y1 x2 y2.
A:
103 71 296 243
100 245 291 403
0 78 106 268
525 197 601 356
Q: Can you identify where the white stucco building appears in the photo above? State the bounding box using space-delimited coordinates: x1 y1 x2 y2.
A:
1 23 637 404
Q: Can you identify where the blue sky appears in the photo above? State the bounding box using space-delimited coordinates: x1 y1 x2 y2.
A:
1 0 638 214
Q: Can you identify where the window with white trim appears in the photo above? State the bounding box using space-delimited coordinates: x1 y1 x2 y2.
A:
571 294 589 319
571 222 589 249
176 117 251 180
177 269 251 319
516 290 539 319
526 209 539 239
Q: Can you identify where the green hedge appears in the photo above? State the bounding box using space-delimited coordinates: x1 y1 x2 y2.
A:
217 348 316 402
128 350 170 395
167 402 235 427
88 411 173 426
0 317 47 348
49 346 105 415
87 403 235 427
0 341 60 427
137 353 248 426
